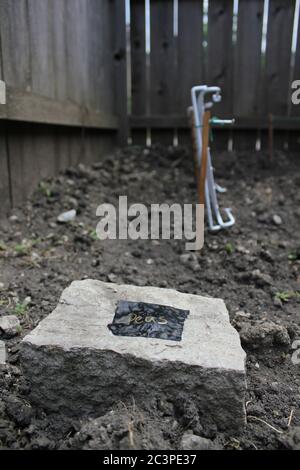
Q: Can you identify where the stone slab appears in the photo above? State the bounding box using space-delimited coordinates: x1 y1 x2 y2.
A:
21 280 247 431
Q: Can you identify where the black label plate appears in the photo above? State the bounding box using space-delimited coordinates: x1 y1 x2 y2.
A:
108 300 189 341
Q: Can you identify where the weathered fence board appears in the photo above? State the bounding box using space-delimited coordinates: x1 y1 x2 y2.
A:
233 0 264 151
289 10 300 150
150 0 176 144
51 0 68 102
28 0 55 99
0 0 31 90
263 0 296 151
130 0 147 144
177 0 204 144
207 0 233 117
264 0 295 116
207 0 233 150
113 0 128 145
0 123 11 214
178 0 204 112
234 0 264 117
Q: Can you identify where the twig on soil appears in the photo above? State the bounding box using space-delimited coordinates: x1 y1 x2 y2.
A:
128 420 134 448
247 415 284 434
248 441 258 450
287 408 294 427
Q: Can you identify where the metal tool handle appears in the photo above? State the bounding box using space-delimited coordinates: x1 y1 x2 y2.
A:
210 117 235 126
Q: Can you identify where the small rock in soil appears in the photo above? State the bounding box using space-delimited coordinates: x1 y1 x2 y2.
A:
179 433 220 450
0 315 21 338
278 427 300 450
57 209 76 223
31 436 56 450
251 269 273 287
272 214 282 226
0 340 6 364
239 321 290 350
273 296 283 308
4 396 33 428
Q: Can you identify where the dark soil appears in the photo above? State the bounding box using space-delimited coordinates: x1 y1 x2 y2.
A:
0 144 300 450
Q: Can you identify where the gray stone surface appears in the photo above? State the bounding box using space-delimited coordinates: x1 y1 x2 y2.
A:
0 315 20 337
0 340 6 364
21 280 247 431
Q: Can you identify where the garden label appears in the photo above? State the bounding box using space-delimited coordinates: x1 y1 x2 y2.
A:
108 300 189 341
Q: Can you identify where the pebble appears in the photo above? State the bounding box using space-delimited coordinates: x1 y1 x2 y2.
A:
57 209 77 223
0 315 21 338
273 296 283 308
251 269 273 287
0 341 6 364
180 432 219 450
180 253 191 264
272 214 282 226
107 273 117 282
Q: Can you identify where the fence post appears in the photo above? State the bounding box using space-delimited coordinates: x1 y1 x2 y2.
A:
113 0 128 146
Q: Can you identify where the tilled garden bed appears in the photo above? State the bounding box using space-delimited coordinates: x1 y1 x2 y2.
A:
0 144 300 450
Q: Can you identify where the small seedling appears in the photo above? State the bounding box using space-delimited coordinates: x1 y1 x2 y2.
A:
225 242 234 255
89 229 98 241
14 243 29 255
39 181 52 198
13 301 29 316
275 291 300 303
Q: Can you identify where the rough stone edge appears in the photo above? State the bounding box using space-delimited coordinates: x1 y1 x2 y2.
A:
20 341 247 433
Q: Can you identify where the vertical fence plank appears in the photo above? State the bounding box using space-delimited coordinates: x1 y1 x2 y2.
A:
6 123 57 206
87 0 113 114
289 7 300 151
65 0 87 105
207 0 233 151
178 0 204 112
0 123 11 215
264 0 295 116
234 0 264 117
233 0 264 151
130 0 147 145
150 0 176 144
263 0 296 151
207 0 233 117
51 0 67 102
0 0 31 90
51 0 70 172
113 0 128 145
177 0 204 145
27 0 55 99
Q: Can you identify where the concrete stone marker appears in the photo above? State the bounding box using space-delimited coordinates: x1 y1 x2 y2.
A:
21 280 247 431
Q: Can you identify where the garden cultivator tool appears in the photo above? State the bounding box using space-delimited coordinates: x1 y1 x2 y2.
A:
189 85 235 232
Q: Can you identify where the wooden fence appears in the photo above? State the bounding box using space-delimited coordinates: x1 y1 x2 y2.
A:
128 0 300 150
1 0 300 217
0 0 126 215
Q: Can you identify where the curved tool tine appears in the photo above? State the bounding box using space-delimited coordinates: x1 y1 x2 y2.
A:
215 183 227 193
